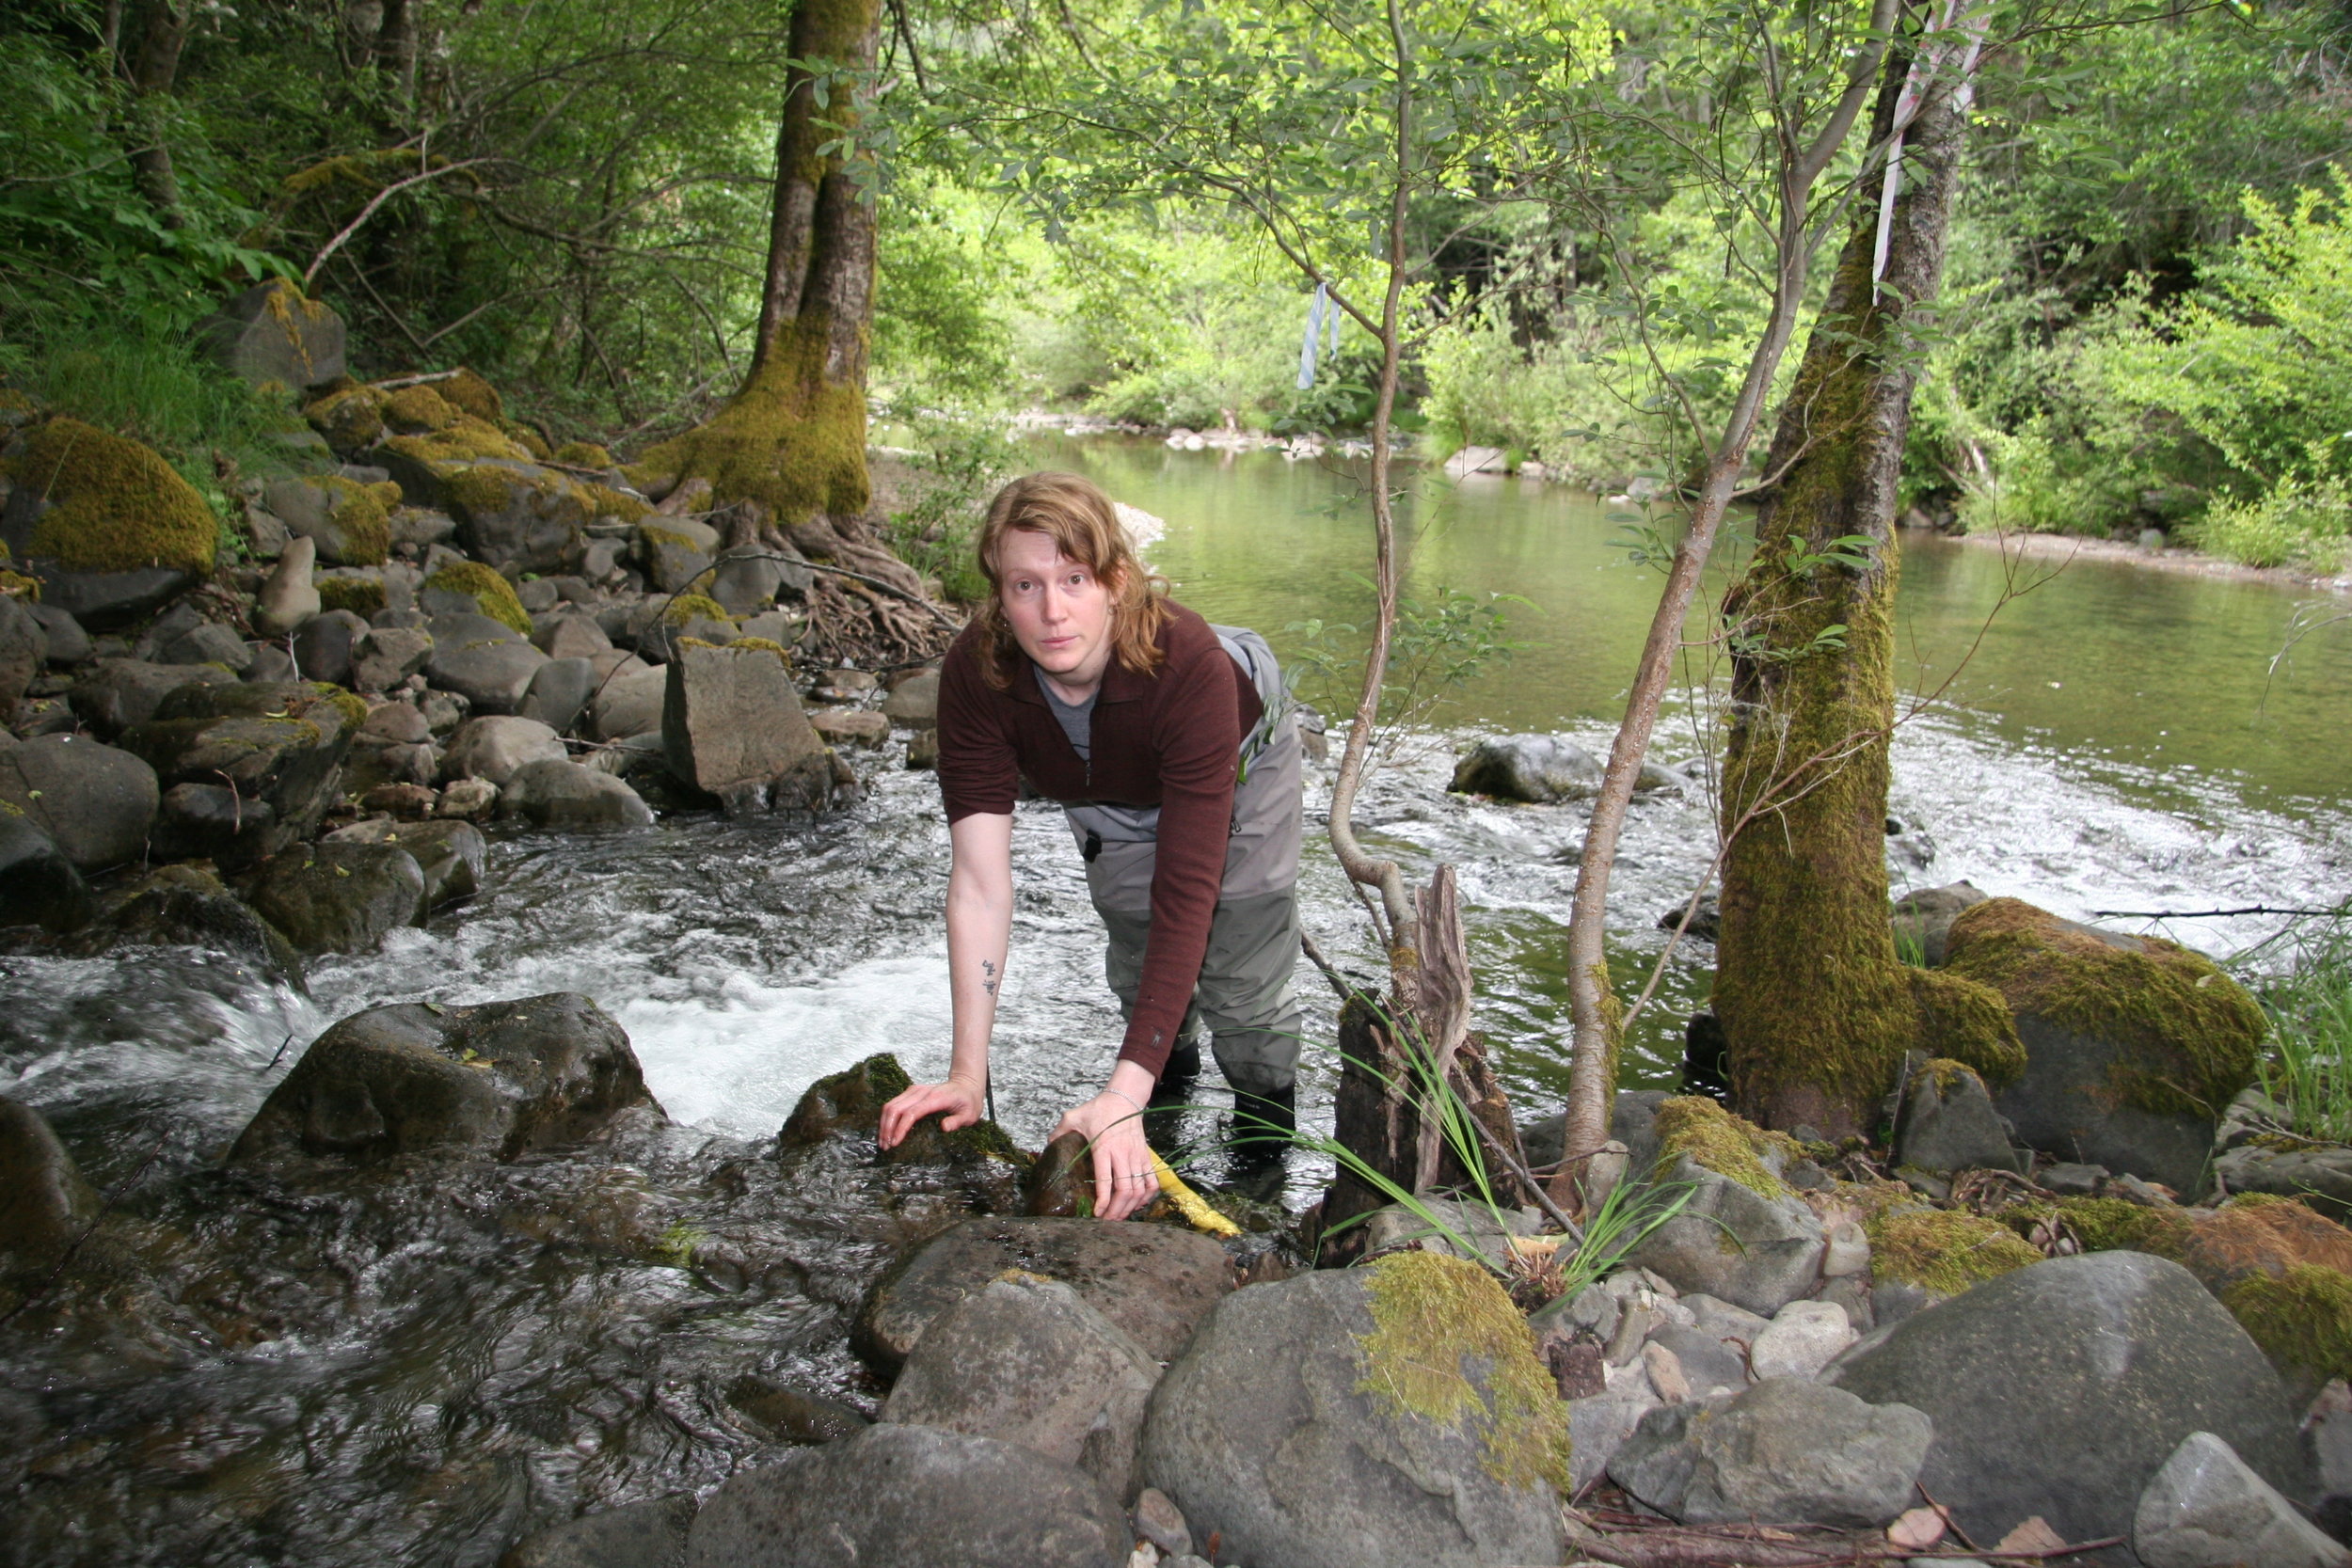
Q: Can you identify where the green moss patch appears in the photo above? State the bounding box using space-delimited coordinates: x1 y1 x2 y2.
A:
1652 1096 1799 1199
0 570 40 601
382 386 459 433
316 576 385 618
7 418 216 575
304 386 385 452
319 476 395 565
426 561 530 634
555 441 613 467
437 370 503 423
1867 1207 2042 1295
1945 897 2264 1118
628 318 868 526
2223 1264 2352 1389
664 594 732 626
1357 1250 1572 1495
2056 1196 2193 1258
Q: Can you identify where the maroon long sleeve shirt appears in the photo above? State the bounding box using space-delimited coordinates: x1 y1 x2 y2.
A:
934 602 1263 1080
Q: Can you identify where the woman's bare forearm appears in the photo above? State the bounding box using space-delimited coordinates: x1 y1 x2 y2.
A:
945 814 1014 1092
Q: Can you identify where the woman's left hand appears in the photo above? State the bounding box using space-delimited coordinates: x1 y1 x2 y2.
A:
1052 1090 1160 1221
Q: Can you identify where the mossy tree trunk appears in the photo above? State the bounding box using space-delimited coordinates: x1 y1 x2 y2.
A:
632 0 935 655
127 0 191 228
1713 33 2017 1138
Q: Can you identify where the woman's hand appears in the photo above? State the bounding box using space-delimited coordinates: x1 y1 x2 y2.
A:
1053 1089 1160 1221
878 1077 985 1150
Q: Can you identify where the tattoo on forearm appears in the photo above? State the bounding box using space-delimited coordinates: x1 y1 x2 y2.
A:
980 958 997 997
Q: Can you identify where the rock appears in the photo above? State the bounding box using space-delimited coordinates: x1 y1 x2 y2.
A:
533 612 612 661
0 735 158 870
28 565 198 631
1656 895 1720 942
498 759 655 830
724 1377 869 1445
439 777 499 820
151 782 277 864
120 681 359 861
1610 1378 1932 1528
1945 898 2263 1194
351 626 435 692
662 641 829 806
0 815 91 932
443 716 568 786
1444 444 1506 478
518 657 597 734
1825 1251 2311 1551
638 522 717 594
1568 1381 1664 1494
330 816 486 908
2214 1143 2352 1225
591 664 667 741
1647 1321 1752 1397
230 992 658 1167
261 475 397 566
0 1096 101 1272
24 603 90 666
856 1215 1233 1374
2042 1161 2109 1196
1747 1299 1855 1382
67 870 304 988
707 543 811 614
2132 1431 2349 1568
196 278 345 389
499 1495 696 1568
2 419 214 610
405 459 615 577
244 644 297 683
158 619 254 673
1895 1056 2026 1177
882 1274 1158 1502
0 594 44 711
427 622 549 717
1133 1489 1191 1559
70 657 239 737
681 1423 1129 1568
1359 1196 1539 1264
1138 1253 1567 1568
1891 880 1989 966
905 727 938 769
882 671 940 726
287 610 365 688
808 707 888 748
1623 1156 1827 1316
255 535 324 637
243 841 425 954
359 702 433 746
1449 733 1604 802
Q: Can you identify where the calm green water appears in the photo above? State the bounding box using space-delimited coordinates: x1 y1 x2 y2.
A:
1041 436 2352 813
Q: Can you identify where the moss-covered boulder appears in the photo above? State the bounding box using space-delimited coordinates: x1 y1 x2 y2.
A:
0 420 215 623
1945 897 2263 1194
62 864 306 990
421 561 530 634
1866 1204 2041 1298
120 681 362 860
1139 1251 1568 1568
196 277 345 390
640 520 717 594
1620 1097 1829 1315
382 434 647 577
259 475 396 566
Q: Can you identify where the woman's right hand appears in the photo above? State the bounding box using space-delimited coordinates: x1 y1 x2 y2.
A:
877 1077 986 1149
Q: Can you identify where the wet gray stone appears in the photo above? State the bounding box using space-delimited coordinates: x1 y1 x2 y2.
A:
0 735 158 871
2133 1431 2348 1568
1622 1154 1827 1316
500 1495 695 1568
1610 1378 1931 1528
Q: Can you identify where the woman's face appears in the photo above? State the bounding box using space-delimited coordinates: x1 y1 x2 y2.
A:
997 528 1118 700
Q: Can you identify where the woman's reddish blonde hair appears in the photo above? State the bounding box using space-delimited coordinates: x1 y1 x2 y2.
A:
973 470 1169 690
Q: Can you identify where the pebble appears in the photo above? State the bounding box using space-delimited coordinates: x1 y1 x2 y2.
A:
1749 1300 1856 1381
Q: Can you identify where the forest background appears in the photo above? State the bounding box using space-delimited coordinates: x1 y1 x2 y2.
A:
7 0 2352 579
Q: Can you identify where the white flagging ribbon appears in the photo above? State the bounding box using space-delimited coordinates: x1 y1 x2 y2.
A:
1296 280 1342 390
1870 0 1991 297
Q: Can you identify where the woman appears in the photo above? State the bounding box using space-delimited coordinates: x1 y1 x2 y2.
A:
876 471 1305 1219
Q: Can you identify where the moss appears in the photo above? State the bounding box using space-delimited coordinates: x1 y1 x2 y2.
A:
555 441 614 467
1356 1250 1573 1495
500 419 552 460
731 637 791 662
436 370 503 423
378 415 535 469
1867 1207 2042 1295
304 385 385 451
316 576 386 618
581 481 649 523
1651 1095 1797 1200
426 562 531 635
664 594 731 626
2179 1195 2352 1291
2057 1196 2193 1258
2222 1265 2352 1389
0 570 40 601
315 686 369 735
316 476 395 565
6 418 217 575
628 316 869 526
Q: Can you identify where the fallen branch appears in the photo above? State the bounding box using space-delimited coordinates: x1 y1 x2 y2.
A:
2089 904 2342 920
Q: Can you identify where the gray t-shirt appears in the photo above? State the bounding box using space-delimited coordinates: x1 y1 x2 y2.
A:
1035 666 1094 761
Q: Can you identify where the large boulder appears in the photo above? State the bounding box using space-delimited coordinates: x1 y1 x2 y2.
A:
682 1423 1128 1568
352 626 434 693
242 841 425 955
326 817 486 910
1825 1250 2311 1553
0 813 93 932
2133 1430 2349 1568
230 992 659 1167
0 1096 101 1274
856 1215 1234 1374
291 609 372 687
662 641 830 805
1 419 213 625
1608 1378 1931 1528
1137 1252 1569 1568
640 520 716 594
882 671 940 727
1945 899 2264 1193
24 602 91 666
518 656 597 734
254 535 323 636
426 616 549 717
442 716 567 786
121 682 359 860
498 759 655 830
196 278 345 389
0 735 158 870
1450 734 1603 802
882 1274 1159 1503
1621 1100 1827 1316
70 658 240 738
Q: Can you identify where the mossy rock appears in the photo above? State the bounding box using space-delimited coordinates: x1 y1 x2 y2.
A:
777 1053 913 1148
1866 1206 2042 1296
0 570 40 601
379 413 536 468
555 440 613 467
304 385 385 454
4 418 216 575
425 562 530 636
437 369 503 423
663 593 732 626
500 419 552 460
382 385 461 434
2056 1196 2194 1258
317 575 386 619
1650 1095 1801 1200
2222 1264 2352 1400
320 475 396 565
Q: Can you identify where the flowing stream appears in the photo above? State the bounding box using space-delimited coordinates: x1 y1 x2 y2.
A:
3 438 2346 1564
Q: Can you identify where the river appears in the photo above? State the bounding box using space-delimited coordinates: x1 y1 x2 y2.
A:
2 438 2345 1564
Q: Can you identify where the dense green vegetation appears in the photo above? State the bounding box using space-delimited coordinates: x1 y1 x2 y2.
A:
5 0 2351 570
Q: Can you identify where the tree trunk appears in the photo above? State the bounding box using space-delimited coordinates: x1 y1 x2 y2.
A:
373 0 419 106
128 0 190 227
1712 34 2018 1138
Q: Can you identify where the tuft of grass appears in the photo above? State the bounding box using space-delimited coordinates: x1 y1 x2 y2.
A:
2248 915 2352 1143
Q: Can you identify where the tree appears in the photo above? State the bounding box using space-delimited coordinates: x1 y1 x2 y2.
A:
1710 13 2021 1135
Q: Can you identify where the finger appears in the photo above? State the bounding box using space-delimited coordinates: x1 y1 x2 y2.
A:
1090 1140 1121 1217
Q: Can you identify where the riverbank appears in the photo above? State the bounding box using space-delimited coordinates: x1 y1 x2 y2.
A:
1927 516 2352 598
